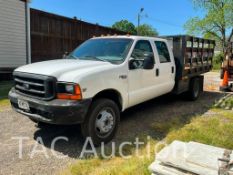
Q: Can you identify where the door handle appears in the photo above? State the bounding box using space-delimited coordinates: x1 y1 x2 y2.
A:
156 68 159 76
172 66 175 73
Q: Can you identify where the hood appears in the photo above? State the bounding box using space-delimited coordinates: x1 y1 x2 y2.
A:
15 59 113 79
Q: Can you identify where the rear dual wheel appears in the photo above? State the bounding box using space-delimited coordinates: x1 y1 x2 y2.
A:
186 77 201 101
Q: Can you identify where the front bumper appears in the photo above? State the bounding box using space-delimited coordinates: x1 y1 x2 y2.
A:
9 88 92 125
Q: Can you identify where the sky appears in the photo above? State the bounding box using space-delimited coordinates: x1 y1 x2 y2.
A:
30 0 204 36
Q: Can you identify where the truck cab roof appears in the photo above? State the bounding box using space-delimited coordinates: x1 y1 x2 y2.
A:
92 35 168 42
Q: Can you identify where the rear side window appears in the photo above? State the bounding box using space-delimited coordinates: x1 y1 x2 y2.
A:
154 41 171 63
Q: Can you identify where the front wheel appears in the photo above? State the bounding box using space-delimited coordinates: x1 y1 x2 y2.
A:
81 98 120 146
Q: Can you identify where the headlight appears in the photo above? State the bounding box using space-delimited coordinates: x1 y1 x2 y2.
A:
65 84 74 94
57 83 82 100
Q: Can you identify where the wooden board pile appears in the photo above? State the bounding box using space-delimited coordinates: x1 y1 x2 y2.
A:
149 141 233 175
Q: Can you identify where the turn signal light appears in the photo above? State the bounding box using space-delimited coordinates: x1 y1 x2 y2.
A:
57 94 82 100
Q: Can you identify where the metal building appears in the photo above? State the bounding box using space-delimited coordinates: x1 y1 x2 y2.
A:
0 0 30 75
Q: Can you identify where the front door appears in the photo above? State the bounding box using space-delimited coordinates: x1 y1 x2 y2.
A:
128 40 161 107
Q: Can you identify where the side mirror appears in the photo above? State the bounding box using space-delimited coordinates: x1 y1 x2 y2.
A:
63 52 69 59
129 59 137 70
129 58 145 70
143 56 154 70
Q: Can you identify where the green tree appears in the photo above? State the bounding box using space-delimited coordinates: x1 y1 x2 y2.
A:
184 0 233 58
112 20 137 34
136 24 159 36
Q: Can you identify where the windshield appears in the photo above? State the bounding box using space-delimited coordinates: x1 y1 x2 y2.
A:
69 38 133 64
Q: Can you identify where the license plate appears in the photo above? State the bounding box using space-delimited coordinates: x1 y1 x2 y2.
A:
18 99 30 111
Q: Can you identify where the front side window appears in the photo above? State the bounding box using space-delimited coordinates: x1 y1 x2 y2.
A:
154 41 171 63
69 38 133 64
130 40 154 69
131 40 153 59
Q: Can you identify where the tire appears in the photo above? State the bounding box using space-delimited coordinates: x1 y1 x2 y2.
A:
186 77 201 101
81 98 120 146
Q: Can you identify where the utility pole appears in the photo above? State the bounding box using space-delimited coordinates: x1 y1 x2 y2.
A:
137 8 144 35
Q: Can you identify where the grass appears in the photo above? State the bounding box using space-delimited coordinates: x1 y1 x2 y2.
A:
61 96 233 175
166 109 233 149
0 81 13 108
66 154 153 175
62 140 157 175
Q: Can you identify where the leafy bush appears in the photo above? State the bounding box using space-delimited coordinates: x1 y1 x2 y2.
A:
212 53 223 70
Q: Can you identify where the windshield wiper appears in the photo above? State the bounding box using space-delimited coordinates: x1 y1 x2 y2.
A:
70 54 79 59
81 56 108 62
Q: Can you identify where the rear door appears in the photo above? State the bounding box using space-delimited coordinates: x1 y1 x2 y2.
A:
153 40 175 93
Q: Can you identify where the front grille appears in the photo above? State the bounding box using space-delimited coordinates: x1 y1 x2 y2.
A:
14 72 56 100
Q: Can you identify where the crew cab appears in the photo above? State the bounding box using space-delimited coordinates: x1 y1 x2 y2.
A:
9 35 215 145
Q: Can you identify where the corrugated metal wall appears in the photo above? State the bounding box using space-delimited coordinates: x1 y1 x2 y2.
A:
31 9 126 62
0 0 27 69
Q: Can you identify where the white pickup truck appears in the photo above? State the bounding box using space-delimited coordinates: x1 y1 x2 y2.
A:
9 35 215 145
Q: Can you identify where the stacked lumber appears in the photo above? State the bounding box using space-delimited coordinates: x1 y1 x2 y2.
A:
149 141 233 175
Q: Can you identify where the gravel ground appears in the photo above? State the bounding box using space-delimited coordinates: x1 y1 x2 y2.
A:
0 72 227 175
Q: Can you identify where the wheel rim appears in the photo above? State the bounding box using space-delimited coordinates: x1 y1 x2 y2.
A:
95 108 115 138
